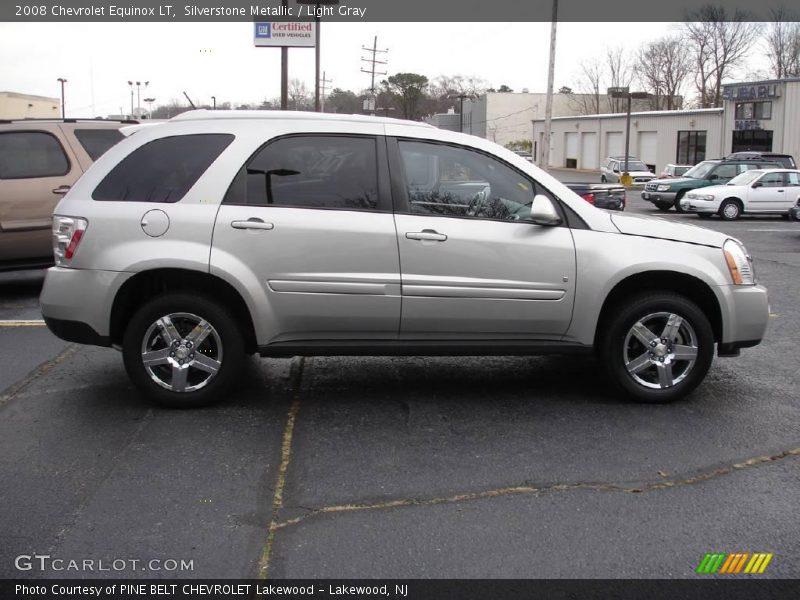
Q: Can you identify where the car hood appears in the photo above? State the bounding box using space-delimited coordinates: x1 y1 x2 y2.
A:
687 184 729 196
610 213 728 248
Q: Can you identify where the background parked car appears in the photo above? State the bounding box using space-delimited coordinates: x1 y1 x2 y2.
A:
680 169 800 220
641 157 781 212
726 151 796 169
600 156 656 184
563 182 626 210
0 118 134 271
660 164 693 178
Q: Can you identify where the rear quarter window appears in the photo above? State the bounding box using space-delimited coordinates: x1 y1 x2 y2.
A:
73 128 124 161
92 134 234 203
0 131 70 179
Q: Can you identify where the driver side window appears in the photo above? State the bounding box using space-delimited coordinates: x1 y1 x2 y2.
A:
398 140 538 221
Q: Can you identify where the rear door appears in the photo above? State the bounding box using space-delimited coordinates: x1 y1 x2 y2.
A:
0 126 80 265
210 134 401 344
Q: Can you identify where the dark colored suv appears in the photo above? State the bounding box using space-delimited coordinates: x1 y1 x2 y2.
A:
726 152 796 169
641 157 780 212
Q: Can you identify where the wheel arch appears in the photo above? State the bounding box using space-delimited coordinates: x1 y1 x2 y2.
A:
594 270 723 347
110 268 257 353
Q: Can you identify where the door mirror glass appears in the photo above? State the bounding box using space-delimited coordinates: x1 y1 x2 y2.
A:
751 181 762 188
528 194 562 226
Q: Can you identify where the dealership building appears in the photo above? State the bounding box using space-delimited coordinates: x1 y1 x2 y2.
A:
531 77 800 173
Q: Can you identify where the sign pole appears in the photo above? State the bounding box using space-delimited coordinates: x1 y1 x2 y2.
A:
280 0 288 110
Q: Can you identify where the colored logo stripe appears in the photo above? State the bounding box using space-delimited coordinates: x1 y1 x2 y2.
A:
697 553 773 574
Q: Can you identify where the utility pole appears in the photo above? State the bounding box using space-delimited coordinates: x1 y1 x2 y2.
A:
451 93 471 133
542 0 558 168
319 71 333 112
361 35 387 114
57 78 67 119
127 81 134 119
281 0 289 109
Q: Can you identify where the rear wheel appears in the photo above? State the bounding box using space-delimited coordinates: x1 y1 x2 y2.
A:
719 199 742 221
122 293 245 408
599 293 714 403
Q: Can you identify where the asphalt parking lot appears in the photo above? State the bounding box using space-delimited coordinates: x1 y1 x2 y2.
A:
1 186 799 580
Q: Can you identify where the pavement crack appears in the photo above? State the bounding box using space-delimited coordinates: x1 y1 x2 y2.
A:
0 344 78 408
257 356 306 579
274 446 800 531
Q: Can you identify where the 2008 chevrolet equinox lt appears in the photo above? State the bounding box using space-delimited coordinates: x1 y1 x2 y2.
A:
40 111 769 407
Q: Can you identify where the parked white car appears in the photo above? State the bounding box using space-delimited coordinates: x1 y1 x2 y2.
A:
680 169 800 220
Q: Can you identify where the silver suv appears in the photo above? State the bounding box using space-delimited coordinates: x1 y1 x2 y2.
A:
40 111 769 407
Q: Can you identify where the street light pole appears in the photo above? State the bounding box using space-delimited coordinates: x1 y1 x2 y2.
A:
57 78 67 119
211 96 216 110
608 86 649 187
127 81 134 119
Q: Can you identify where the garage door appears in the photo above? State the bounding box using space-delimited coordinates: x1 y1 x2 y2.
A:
565 132 578 167
606 132 623 158
639 131 657 171
580 132 597 169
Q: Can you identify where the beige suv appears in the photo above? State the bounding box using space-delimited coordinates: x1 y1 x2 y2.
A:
0 119 132 271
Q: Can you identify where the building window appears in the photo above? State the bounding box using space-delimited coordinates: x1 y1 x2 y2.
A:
735 101 772 120
676 130 706 165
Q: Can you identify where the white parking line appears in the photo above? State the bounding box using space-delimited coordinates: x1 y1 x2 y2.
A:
0 319 46 327
745 228 798 232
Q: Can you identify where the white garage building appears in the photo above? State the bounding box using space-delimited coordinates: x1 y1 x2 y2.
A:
532 108 723 172
532 77 800 174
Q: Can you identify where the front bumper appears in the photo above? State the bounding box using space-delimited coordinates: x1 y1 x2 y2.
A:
40 267 134 346
641 190 677 204
717 284 770 347
679 198 720 214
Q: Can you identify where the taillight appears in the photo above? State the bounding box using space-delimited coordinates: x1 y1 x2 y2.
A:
580 193 595 204
52 216 88 266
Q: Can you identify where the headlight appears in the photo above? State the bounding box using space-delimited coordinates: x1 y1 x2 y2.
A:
656 184 671 191
689 194 715 201
723 239 755 285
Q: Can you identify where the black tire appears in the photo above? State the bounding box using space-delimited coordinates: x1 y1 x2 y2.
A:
600 175 607 183
122 293 245 408
599 292 714 403
655 202 672 211
698 213 712 219
719 199 742 221
673 191 686 213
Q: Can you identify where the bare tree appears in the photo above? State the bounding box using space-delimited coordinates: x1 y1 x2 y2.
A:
637 35 691 110
765 7 800 79
605 47 633 112
571 58 603 115
288 78 310 110
683 5 762 108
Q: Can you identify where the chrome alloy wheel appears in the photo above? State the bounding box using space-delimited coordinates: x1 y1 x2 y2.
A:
622 312 699 389
140 312 223 393
722 202 740 219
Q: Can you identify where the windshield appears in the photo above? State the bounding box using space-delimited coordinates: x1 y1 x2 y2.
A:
621 161 648 171
727 170 763 185
683 161 716 179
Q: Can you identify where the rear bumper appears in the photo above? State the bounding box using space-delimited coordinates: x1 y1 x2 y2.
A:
40 267 133 345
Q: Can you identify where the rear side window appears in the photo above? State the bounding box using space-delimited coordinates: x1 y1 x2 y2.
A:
93 134 233 203
223 135 378 210
0 131 70 179
73 128 124 161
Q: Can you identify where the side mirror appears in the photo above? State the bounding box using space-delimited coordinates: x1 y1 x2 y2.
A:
528 194 563 226
751 181 763 188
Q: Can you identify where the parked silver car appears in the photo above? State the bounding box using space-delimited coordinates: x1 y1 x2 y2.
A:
41 111 769 407
600 156 656 184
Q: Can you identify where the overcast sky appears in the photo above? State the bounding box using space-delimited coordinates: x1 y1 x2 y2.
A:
0 21 770 117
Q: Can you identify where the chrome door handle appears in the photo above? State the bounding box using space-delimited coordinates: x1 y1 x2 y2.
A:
231 218 274 230
406 229 447 242
52 185 71 195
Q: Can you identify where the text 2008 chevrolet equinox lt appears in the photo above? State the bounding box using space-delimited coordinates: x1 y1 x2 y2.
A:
40 111 769 407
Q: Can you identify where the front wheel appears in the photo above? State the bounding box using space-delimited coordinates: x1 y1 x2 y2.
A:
599 293 714 403
122 293 245 408
600 175 607 183
655 202 672 211
719 199 742 221
674 192 685 213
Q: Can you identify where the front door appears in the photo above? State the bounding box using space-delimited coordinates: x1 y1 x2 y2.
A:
211 134 401 344
747 171 788 212
390 138 576 339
